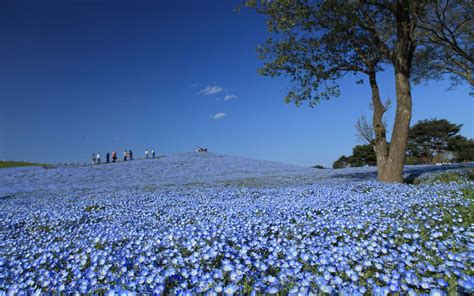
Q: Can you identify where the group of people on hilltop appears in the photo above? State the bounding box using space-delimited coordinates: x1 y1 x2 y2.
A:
144 149 156 159
91 149 155 164
195 147 208 152
91 152 118 164
123 150 133 161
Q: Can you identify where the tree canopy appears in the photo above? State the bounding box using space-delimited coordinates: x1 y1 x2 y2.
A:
336 118 470 167
246 0 386 107
407 118 462 163
448 135 474 162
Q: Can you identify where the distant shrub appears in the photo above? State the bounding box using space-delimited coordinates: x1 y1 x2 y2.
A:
333 156 351 169
312 165 326 169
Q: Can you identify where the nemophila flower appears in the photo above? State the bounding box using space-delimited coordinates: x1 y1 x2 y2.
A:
421 281 432 290
266 285 279 294
288 286 299 294
0 158 472 294
389 283 399 293
223 284 237 295
320 284 333 294
333 276 343 285
459 278 474 292
222 263 234 272
429 288 445 296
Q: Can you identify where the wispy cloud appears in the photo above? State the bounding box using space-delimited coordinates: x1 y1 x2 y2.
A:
189 82 200 89
211 112 227 120
198 85 224 96
223 94 237 101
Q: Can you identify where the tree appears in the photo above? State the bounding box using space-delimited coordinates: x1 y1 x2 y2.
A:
333 144 376 168
244 0 471 182
355 115 375 145
355 99 391 145
407 118 462 163
333 155 352 169
448 135 474 162
351 144 377 167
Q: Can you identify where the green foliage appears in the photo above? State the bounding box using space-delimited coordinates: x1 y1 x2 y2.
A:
244 0 385 107
34 225 52 233
333 155 351 169
0 161 43 169
340 117 470 166
245 1 472 103
311 164 326 169
94 241 106 250
448 135 474 162
350 144 376 167
333 144 376 168
405 156 422 165
84 205 105 213
407 118 462 164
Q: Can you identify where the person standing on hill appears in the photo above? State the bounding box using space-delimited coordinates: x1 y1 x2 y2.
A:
112 151 117 163
129 150 133 161
106 153 110 163
152 149 155 159
123 150 128 161
145 149 149 159
96 153 101 164
92 153 96 164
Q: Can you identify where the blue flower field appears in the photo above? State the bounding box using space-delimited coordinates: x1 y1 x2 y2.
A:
0 153 473 295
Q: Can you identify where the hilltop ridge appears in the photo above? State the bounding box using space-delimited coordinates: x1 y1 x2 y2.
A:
0 152 315 195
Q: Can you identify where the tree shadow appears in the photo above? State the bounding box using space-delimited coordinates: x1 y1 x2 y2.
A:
331 163 474 183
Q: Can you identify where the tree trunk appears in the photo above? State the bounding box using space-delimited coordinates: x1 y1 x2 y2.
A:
368 72 389 180
378 0 415 183
382 70 412 182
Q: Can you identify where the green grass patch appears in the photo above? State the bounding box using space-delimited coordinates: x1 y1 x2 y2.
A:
0 161 44 169
34 225 52 233
94 241 106 250
84 204 105 212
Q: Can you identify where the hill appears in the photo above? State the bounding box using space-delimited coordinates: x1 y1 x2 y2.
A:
0 152 316 195
1 152 472 197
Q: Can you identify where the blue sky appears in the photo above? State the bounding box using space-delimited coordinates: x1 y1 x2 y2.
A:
1 0 473 167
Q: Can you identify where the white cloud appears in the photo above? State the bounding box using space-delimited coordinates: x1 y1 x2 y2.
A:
198 85 224 96
212 112 227 120
223 94 237 101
